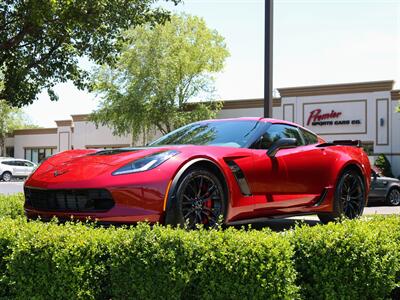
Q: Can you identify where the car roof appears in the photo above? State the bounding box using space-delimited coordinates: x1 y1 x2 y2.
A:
0 158 29 162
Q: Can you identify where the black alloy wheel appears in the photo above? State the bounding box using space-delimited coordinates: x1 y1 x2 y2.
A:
318 169 365 223
166 168 226 229
387 188 400 206
338 172 365 218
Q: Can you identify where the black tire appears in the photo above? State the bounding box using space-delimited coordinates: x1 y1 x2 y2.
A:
318 169 366 224
165 168 226 229
1 171 12 182
386 188 400 206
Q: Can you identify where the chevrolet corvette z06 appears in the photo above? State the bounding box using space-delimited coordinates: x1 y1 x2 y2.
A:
24 118 371 227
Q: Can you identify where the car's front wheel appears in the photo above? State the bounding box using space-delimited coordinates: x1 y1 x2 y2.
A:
166 168 226 229
386 188 400 206
1 171 12 182
318 169 366 223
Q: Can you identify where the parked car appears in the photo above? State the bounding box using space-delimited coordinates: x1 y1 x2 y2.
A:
0 158 37 182
24 118 371 226
369 170 400 206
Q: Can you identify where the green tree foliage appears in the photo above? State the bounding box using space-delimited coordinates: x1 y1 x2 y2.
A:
375 153 395 178
0 0 180 107
90 14 229 144
0 100 38 156
0 70 37 155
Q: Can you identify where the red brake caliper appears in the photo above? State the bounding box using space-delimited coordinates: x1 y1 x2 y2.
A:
202 182 212 224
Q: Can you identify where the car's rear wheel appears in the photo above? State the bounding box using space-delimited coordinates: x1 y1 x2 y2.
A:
1 172 12 182
166 168 226 229
318 169 366 223
386 188 400 206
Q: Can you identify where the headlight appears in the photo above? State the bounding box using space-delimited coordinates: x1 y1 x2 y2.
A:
112 150 180 175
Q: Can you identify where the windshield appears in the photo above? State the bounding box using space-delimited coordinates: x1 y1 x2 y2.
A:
149 120 261 148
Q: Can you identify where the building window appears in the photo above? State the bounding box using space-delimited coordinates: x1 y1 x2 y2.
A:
25 148 55 164
5 147 14 157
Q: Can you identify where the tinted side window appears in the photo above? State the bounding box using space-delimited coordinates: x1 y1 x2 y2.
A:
300 128 318 145
2 161 14 166
258 124 304 149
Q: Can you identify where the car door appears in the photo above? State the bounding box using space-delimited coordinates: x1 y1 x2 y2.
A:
370 172 388 198
248 123 302 214
249 123 333 215
22 161 34 176
369 171 378 197
282 127 336 203
13 161 26 176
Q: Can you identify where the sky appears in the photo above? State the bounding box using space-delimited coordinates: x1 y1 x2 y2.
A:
24 0 400 127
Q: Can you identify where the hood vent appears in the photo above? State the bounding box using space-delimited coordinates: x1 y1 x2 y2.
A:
87 148 144 156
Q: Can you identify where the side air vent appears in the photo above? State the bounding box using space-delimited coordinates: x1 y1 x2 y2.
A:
225 160 252 196
313 188 329 207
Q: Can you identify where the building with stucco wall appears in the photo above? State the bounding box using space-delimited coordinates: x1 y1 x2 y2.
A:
5 80 400 176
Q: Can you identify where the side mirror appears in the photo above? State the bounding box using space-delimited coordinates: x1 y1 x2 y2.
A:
267 138 297 158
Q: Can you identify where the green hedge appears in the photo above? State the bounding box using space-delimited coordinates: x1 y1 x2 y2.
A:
0 193 25 219
0 219 297 299
0 195 399 299
291 217 400 299
108 225 297 300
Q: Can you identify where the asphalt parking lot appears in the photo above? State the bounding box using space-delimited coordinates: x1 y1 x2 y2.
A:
0 181 24 195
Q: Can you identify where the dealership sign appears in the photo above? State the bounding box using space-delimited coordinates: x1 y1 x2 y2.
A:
303 100 367 135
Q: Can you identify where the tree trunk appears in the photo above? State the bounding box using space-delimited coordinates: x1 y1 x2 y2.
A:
0 136 5 156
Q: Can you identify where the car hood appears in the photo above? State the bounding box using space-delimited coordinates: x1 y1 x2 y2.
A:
45 147 174 167
29 147 176 181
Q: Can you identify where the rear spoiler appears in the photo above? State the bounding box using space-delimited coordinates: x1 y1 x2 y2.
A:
316 140 362 148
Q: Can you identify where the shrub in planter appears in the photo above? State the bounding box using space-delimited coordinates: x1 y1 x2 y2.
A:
375 154 395 178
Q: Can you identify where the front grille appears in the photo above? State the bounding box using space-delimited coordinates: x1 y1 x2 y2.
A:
25 188 114 212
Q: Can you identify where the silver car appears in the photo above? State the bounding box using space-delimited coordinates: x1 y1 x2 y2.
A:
369 170 400 206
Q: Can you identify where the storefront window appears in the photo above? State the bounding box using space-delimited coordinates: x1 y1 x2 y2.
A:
25 148 55 164
45 148 52 157
5 147 14 157
32 149 38 163
25 149 31 161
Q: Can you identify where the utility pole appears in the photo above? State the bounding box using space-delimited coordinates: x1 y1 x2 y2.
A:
264 0 273 118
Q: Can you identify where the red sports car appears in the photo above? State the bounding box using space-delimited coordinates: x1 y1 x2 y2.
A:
24 118 371 227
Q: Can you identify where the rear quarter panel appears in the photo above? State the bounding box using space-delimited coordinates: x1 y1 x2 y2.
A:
324 146 371 192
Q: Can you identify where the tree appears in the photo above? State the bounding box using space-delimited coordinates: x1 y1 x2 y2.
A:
0 0 180 107
0 100 38 156
90 14 229 144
